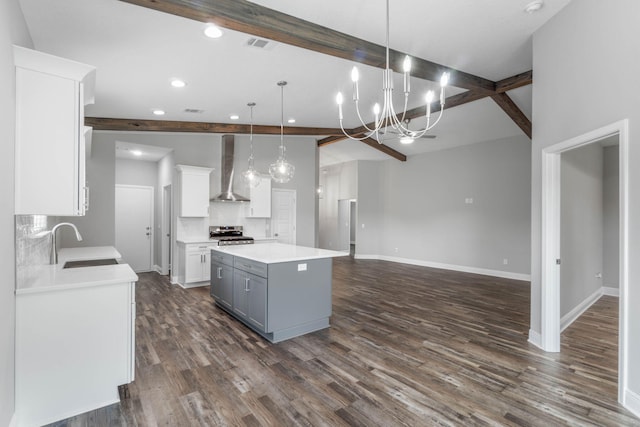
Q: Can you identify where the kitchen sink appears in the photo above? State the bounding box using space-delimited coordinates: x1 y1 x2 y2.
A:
62 259 119 269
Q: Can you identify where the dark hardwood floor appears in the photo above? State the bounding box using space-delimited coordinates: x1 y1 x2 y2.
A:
47 256 638 426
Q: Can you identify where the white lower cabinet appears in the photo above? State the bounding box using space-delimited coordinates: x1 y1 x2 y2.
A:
15 281 135 427
178 242 215 287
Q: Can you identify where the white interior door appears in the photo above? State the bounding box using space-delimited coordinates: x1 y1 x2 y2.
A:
271 189 296 245
116 185 153 272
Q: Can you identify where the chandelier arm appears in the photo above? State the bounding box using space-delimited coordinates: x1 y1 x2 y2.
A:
339 120 378 141
353 101 382 134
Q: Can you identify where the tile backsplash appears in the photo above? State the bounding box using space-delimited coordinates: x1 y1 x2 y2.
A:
15 215 56 286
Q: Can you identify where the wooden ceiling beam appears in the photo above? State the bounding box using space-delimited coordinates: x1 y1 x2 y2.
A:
360 137 407 162
118 0 495 93
495 70 533 93
490 93 532 139
85 117 343 136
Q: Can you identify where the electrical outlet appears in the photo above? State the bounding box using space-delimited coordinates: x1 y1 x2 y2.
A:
394 247 399 253
361 223 365 229
595 272 602 279
465 198 474 204
503 258 508 265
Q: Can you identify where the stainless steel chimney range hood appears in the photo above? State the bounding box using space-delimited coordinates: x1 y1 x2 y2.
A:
210 134 250 202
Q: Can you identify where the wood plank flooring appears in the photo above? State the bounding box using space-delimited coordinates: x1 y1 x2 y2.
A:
47 256 638 426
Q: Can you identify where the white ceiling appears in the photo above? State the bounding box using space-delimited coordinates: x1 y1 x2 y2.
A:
115 141 173 161
18 0 571 167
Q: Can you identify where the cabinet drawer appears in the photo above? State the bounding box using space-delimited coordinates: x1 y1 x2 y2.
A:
210 250 234 267
234 257 268 278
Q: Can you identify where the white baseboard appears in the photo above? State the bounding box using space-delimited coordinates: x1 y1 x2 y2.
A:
528 329 542 349
561 288 603 332
153 264 163 274
9 413 17 427
353 254 531 282
170 275 178 285
560 286 621 332
603 286 620 297
177 281 209 289
624 388 640 419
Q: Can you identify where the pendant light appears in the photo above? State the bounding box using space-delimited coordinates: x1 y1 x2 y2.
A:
269 81 295 183
242 102 261 188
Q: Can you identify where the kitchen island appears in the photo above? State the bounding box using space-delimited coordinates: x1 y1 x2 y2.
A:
210 243 347 343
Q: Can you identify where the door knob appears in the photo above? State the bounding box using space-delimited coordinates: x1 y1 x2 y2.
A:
146 232 150 236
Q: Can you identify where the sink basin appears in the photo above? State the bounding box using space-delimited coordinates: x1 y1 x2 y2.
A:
62 259 119 269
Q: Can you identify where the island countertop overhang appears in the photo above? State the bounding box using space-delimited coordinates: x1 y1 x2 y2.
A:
210 242 348 264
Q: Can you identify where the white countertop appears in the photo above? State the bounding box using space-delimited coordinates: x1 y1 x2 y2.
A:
17 246 138 295
177 239 217 245
211 243 348 264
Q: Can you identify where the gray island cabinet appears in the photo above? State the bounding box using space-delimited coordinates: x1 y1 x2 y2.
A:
210 243 346 343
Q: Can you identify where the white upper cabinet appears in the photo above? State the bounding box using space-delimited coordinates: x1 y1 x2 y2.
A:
14 46 95 216
247 176 272 218
176 165 213 217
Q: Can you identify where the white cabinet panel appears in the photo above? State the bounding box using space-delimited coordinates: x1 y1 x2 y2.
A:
14 47 95 216
247 176 271 218
176 165 212 217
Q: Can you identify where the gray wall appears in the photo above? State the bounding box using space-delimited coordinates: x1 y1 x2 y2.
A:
603 145 619 288
59 133 116 248
353 135 531 276
560 144 603 316
116 158 157 187
532 0 640 397
1 1 33 424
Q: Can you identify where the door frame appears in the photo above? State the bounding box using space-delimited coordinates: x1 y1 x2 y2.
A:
115 184 154 273
540 119 628 403
161 184 172 275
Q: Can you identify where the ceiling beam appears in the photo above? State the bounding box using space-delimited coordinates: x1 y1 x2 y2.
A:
85 117 343 136
495 70 532 93
360 138 407 162
490 93 532 139
118 0 496 93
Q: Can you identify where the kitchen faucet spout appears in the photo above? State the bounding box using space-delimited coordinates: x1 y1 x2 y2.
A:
50 222 83 264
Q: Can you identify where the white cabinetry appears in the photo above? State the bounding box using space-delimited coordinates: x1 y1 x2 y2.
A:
247 176 271 218
14 46 95 216
176 165 212 217
177 242 215 287
15 280 135 427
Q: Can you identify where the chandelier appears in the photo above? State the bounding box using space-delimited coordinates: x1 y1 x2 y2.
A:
336 0 449 144
269 81 295 183
242 102 261 188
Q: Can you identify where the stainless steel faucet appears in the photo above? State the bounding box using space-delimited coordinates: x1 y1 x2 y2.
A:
50 222 83 264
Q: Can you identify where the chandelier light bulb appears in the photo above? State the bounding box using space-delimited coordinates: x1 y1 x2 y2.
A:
373 103 381 116
336 92 343 105
425 90 435 104
351 66 360 83
440 72 450 87
403 55 411 73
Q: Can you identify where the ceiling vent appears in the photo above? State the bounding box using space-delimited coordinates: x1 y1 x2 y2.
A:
184 108 204 114
246 37 273 49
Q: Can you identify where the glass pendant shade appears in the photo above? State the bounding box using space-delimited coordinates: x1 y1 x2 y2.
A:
243 102 262 188
269 146 295 183
270 80 294 183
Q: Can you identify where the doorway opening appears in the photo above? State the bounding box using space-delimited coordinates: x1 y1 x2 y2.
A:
271 189 296 245
540 119 628 403
337 199 357 256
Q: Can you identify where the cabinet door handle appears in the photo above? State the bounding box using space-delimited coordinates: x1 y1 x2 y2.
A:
83 186 90 212
244 277 250 292
217 267 222 279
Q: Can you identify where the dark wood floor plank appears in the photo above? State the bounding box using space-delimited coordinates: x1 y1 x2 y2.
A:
48 258 638 426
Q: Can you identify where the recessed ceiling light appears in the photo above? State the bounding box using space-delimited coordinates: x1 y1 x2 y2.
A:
170 79 186 88
287 118 296 124
524 0 544 13
131 150 142 156
229 114 239 120
204 24 223 39
152 109 165 116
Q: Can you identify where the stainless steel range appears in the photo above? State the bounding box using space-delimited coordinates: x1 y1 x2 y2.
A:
209 225 254 246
